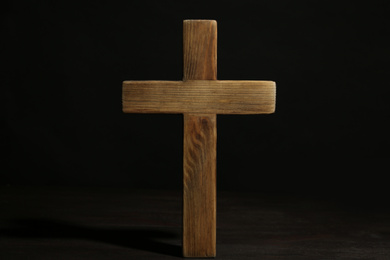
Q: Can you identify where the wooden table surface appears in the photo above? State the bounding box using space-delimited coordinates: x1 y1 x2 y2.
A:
1 186 389 259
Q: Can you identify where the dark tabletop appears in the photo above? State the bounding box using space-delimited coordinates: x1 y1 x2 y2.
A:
1 186 389 260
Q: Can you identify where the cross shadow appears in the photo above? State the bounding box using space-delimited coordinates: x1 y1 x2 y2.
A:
1 218 182 257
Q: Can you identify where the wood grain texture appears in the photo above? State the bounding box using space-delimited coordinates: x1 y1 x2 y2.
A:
182 20 217 258
122 80 276 114
183 20 217 80
121 19 276 258
183 114 217 258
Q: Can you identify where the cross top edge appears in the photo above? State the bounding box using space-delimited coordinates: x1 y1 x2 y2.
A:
183 19 217 23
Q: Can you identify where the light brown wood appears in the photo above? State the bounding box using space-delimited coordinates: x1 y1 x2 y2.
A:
122 19 276 258
183 20 217 80
182 20 218 258
183 113 216 258
122 80 275 114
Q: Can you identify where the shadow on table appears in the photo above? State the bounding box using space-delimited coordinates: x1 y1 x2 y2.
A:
1 218 181 257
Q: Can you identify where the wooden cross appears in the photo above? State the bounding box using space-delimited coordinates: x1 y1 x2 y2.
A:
122 20 276 257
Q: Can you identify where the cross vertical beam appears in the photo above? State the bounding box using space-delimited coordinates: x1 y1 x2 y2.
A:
182 20 217 258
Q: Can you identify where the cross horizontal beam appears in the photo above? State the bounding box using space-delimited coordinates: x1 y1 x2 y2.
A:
122 80 275 114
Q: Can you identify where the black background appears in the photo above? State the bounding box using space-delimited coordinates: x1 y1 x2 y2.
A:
3 1 390 196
